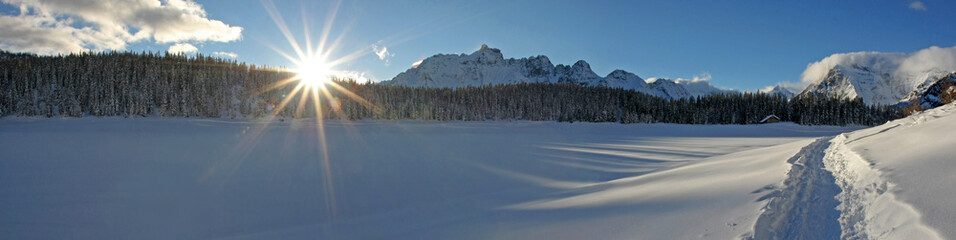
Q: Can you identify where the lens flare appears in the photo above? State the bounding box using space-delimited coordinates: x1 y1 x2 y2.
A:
220 0 386 220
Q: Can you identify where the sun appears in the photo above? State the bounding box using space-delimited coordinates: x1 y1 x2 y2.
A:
295 56 333 87
255 0 388 219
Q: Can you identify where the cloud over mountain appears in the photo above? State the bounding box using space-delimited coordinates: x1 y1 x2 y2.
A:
801 46 956 86
798 45 956 105
0 0 242 54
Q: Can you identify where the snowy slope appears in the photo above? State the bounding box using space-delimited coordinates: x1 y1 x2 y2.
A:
800 64 913 105
902 72 956 108
0 118 855 239
602 69 649 90
834 102 956 239
383 45 726 99
644 78 691 99
676 79 734 97
752 103 956 239
798 46 956 105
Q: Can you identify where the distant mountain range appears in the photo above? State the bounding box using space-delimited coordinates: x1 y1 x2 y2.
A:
761 85 797 99
381 45 956 107
381 45 734 99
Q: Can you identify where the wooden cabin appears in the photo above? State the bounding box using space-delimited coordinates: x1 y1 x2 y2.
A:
760 114 780 124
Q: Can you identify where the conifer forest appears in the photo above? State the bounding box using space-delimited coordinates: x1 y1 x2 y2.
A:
0 51 902 125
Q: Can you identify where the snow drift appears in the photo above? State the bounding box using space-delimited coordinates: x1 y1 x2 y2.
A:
832 102 956 239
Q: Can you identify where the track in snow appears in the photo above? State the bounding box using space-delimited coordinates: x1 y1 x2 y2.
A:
752 137 842 239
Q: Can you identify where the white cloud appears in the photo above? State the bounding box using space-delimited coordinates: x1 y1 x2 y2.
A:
800 46 956 85
0 14 87 54
212 51 237 58
374 46 389 59
791 45 956 96
336 70 372 83
908 1 927 11
167 42 196 54
0 0 242 54
411 58 423 68
800 51 907 84
673 72 712 83
757 82 801 94
896 46 956 77
758 85 776 93
773 81 805 91
644 73 713 84
371 43 394 65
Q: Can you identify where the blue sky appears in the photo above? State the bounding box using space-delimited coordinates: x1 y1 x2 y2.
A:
1 0 954 91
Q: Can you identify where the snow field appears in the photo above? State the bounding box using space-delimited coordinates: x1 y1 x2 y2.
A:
751 102 956 240
0 119 855 239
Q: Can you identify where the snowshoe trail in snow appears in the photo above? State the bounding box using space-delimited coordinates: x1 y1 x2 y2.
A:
823 135 942 240
752 138 842 239
754 133 943 240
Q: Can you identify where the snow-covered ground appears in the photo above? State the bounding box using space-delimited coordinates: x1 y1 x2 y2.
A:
0 118 859 239
750 103 956 240
831 103 956 239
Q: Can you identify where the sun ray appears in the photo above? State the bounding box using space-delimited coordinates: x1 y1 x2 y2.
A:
209 0 464 195
271 81 307 117
325 81 385 116
309 84 336 218
316 0 342 58
248 0 411 221
318 83 338 113
300 2 313 58
255 76 299 95
262 43 301 65
294 86 311 119
261 0 306 60
320 19 355 61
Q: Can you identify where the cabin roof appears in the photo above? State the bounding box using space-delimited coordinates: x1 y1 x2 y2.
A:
760 114 780 122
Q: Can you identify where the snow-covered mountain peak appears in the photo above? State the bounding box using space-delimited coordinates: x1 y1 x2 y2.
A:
603 70 648 89
471 44 504 64
639 78 688 99
382 45 733 99
571 60 592 72
760 85 796 98
605 69 642 83
554 60 601 85
798 46 956 105
676 80 732 98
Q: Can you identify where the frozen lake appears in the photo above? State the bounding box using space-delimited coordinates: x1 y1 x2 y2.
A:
0 118 859 239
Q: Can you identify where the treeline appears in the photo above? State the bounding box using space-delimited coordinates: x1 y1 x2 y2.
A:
0 51 902 125
330 83 900 125
0 51 294 118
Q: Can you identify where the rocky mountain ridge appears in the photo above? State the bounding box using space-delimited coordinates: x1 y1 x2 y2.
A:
382 45 728 99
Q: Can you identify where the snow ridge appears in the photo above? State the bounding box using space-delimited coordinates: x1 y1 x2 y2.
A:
382 45 727 99
824 134 943 240
754 133 944 239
